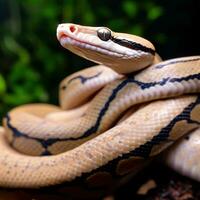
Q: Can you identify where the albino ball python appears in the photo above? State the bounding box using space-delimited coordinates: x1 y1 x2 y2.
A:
0 23 200 188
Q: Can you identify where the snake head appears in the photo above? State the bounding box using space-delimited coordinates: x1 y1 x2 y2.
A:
57 23 156 74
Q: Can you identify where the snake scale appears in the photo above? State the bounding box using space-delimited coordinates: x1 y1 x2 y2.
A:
0 23 200 189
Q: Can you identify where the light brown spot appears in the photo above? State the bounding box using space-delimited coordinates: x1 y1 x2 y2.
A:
4 128 14 144
190 105 200 123
150 120 197 156
169 120 197 140
13 137 44 156
86 171 113 188
137 179 157 195
116 157 147 176
47 141 69 154
150 141 173 156
47 138 89 154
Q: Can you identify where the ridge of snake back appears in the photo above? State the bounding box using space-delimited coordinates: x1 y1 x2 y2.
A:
0 23 200 188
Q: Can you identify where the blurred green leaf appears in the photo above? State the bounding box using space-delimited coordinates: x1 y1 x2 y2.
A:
123 1 138 17
108 19 126 30
83 11 96 24
0 75 6 94
3 36 30 64
130 24 144 36
147 6 163 20
155 33 167 44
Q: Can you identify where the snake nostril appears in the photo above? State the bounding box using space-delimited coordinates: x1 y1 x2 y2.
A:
69 25 76 33
61 85 66 90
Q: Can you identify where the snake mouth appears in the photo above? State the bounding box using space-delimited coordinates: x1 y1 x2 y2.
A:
57 32 126 58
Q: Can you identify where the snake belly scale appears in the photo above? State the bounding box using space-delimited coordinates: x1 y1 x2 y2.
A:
0 23 200 188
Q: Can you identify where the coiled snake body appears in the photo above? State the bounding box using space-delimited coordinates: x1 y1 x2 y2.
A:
0 23 200 188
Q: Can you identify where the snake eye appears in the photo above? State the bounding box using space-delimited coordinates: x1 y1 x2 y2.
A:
97 28 112 41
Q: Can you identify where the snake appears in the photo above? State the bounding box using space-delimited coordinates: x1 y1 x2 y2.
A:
0 23 200 189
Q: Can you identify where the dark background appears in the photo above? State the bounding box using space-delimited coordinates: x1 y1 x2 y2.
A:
0 0 199 119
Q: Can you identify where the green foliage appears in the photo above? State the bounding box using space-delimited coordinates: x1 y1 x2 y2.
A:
0 0 198 120
123 1 138 18
0 75 6 94
147 6 163 21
